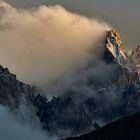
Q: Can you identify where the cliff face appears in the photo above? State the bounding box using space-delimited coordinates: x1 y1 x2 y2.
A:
104 29 127 65
0 64 48 115
0 29 140 138
129 46 140 77
104 29 139 86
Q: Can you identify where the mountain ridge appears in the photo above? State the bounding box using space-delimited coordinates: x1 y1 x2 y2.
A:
0 29 140 138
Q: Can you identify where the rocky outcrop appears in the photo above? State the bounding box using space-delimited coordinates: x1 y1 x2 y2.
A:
0 64 48 113
129 46 140 77
104 29 139 86
104 29 128 65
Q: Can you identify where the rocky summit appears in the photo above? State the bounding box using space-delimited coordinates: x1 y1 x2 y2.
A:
0 29 140 138
105 29 128 65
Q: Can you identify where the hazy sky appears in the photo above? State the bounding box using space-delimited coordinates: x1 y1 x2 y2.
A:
0 1 108 85
6 0 140 49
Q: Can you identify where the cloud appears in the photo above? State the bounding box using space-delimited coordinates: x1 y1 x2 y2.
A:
0 1 109 88
0 106 58 140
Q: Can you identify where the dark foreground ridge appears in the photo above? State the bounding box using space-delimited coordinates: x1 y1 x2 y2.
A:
64 113 140 140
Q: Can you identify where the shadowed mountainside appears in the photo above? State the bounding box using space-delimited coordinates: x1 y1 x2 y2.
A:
64 113 140 140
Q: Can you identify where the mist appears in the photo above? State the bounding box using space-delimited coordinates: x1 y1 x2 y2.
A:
0 1 110 88
0 106 58 140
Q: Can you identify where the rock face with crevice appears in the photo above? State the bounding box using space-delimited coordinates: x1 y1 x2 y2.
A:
105 29 128 65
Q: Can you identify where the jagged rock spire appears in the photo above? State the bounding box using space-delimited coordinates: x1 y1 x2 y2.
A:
104 29 128 65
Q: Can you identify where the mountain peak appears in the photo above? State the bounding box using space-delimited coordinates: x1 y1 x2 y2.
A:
104 29 128 65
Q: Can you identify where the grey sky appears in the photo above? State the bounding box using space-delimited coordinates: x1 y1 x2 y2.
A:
6 0 140 49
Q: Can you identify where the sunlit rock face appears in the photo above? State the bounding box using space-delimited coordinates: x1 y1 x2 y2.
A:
104 29 140 83
104 29 128 65
104 29 140 81
104 29 139 87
